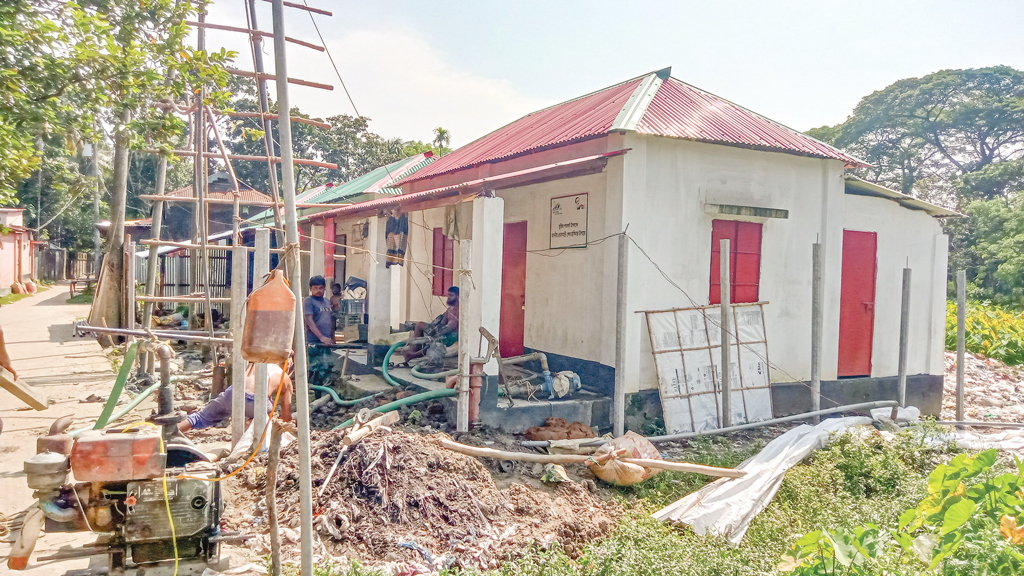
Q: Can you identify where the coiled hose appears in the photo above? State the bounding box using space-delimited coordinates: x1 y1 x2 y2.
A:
308 385 383 406
381 341 405 387
411 366 459 380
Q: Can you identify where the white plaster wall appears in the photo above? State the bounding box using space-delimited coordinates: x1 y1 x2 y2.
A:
621 134 849 392
495 172 612 364
842 195 948 377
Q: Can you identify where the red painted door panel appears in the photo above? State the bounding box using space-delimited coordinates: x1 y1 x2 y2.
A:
500 221 528 358
323 218 335 280
838 230 878 377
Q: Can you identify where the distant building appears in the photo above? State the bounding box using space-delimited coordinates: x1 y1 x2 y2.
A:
0 209 36 295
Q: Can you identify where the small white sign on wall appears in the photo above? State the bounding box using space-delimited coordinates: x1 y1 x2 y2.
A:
550 193 588 249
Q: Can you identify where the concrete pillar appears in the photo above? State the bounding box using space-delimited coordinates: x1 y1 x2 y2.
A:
366 216 391 343
470 196 504 373
390 266 402 330
310 223 325 279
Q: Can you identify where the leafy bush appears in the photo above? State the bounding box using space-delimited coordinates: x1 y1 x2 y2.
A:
945 300 1024 365
782 449 1024 575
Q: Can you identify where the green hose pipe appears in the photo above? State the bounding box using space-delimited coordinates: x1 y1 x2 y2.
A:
380 341 405 387
308 385 384 406
93 343 138 431
70 381 160 437
410 366 459 380
331 388 456 430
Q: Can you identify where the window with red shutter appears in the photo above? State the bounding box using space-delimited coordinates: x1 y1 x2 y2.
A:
709 219 762 305
432 228 454 296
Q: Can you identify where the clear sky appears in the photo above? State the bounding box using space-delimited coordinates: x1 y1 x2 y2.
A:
205 0 1024 148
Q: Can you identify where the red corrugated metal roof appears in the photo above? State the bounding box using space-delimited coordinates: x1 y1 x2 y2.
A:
401 70 863 185
405 78 643 182
637 78 861 165
164 186 272 204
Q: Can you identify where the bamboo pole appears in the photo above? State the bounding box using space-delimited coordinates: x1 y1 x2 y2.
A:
720 238 732 428
956 270 966 427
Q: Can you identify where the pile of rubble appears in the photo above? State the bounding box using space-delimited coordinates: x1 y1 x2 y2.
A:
942 350 1024 421
225 429 621 572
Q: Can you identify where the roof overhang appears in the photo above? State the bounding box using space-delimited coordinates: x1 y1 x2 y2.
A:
844 175 962 218
306 149 629 223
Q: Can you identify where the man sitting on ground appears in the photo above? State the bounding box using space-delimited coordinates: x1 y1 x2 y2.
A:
178 363 293 433
403 286 459 363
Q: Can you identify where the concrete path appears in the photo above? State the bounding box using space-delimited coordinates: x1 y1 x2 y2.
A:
0 285 123 573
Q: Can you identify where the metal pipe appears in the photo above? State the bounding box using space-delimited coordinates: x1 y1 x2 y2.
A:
647 400 898 443
74 323 234 345
613 233 628 437
271 3 314 572
501 351 549 372
230 245 248 446
719 238 732 428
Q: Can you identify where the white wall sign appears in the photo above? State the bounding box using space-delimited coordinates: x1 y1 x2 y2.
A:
550 193 588 249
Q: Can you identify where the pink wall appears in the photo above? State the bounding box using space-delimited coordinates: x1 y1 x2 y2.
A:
0 209 34 290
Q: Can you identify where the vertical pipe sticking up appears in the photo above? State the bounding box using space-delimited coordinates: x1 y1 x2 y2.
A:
720 238 732 428
613 233 628 438
125 236 135 331
230 245 248 447
252 229 271 445
271 3 314 573
457 239 472 433
956 270 966 427
811 242 823 424
897 267 911 409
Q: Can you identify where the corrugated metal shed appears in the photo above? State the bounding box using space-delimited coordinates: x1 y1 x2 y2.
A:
297 152 435 205
401 68 865 185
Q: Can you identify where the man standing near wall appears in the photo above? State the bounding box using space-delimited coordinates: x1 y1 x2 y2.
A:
303 275 336 388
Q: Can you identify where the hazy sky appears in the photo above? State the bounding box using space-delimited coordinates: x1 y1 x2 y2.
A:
204 1 1024 148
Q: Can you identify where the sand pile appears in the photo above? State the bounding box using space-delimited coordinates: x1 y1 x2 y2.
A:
227 429 621 572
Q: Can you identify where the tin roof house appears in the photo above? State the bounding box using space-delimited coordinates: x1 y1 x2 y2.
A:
303 68 955 434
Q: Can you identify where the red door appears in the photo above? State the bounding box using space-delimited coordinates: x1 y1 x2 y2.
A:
500 221 528 358
837 230 877 377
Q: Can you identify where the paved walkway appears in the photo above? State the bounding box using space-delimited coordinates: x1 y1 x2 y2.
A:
0 285 121 573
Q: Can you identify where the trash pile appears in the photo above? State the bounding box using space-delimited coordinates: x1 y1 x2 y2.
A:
228 429 622 572
942 350 1024 421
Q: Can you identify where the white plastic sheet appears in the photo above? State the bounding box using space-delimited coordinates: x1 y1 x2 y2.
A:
652 417 872 545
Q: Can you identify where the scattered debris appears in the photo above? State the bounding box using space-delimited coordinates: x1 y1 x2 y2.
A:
227 429 622 570
942 351 1024 421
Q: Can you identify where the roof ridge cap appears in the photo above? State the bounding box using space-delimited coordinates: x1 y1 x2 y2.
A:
611 67 669 131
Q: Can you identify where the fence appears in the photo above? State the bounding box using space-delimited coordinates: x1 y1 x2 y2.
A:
135 247 231 317
67 252 95 280
35 247 66 282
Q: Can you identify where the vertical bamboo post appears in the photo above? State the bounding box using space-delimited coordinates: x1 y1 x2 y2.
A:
613 233 628 437
720 238 732 428
457 239 472 433
124 236 135 332
230 245 248 447
271 3 314 573
811 242 823 423
252 228 271 442
956 270 966 427
266 420 283 576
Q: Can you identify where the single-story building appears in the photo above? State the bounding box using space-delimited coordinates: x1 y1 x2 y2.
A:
303 68 957 432
0 208 37 295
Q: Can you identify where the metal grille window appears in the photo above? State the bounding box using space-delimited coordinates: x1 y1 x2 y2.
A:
710 219 762 304
431 228 454 296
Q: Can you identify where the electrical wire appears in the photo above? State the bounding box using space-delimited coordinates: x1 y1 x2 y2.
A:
121 421 178 576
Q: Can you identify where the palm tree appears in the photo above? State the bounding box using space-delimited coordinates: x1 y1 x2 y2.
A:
432 127 451 155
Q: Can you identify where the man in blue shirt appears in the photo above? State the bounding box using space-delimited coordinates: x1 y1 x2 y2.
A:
303 275 336 387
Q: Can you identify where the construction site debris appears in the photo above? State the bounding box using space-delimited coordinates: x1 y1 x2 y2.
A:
524 417 597 441
943 350 1024 422
227 429 622 570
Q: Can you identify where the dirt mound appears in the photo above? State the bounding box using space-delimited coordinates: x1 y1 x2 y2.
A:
942 350 1024 421
229 429 621 571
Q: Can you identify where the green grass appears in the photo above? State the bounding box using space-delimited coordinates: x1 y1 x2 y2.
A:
68 288 95 304
0 292 31 306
